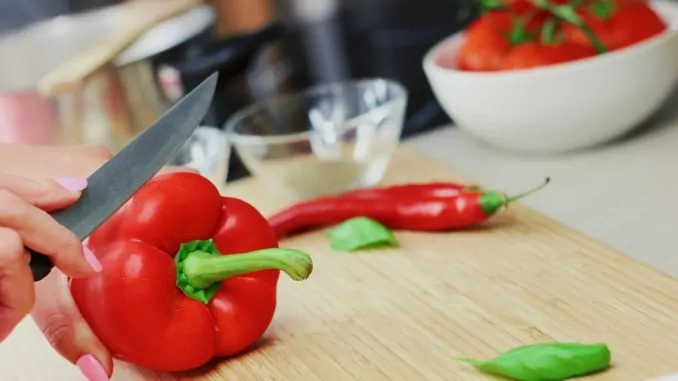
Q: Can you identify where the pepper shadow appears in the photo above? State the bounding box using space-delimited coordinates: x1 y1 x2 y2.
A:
456 363 615 380
161 337 278 379
414 215 518 236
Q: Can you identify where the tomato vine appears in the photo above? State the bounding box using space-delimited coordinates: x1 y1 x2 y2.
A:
531 0 608 53
477 0 608 53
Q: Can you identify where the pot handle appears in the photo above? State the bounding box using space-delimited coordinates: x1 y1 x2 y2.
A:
172 22 286 92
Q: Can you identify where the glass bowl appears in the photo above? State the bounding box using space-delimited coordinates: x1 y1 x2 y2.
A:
168 126 230 187
225 78 408 200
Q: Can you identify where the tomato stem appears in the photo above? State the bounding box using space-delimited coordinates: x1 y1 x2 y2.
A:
175 240 313 303
479 0 506 12
504 13 534 45
530 0 607 53
540 18 559 44
509 20 529 45
590 0 615 20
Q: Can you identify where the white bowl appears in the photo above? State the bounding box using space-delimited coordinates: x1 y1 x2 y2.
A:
422 0 678 154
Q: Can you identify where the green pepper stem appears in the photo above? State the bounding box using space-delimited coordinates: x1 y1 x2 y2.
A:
174 239 313 303
479 178 551 216
183 248 313 289
506 177 551 203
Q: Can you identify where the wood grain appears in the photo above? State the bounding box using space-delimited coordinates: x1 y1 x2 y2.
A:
2 147 678 380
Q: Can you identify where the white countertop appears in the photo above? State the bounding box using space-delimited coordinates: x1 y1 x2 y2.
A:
406 89 678 277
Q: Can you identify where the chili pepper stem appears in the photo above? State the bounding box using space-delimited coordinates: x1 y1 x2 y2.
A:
479 177 551 216
506 177 551 203
174 240 313 303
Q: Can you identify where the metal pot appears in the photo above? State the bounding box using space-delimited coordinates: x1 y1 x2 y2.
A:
156 22 288 128
157 22 290 182
0 2 214 150
0 2 285 153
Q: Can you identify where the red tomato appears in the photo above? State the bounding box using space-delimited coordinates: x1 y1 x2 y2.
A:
500 42 598 70
500 0 571 6
563 3 666 50
452 9 555 71
466 7 548 36
456 26 513 71
465 11 513 37
604 0 647 7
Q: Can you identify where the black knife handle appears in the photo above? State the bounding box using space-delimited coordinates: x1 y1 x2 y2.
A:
28 249 54 282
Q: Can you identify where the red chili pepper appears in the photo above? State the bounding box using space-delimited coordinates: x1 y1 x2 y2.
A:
341 182 481 200
269 178 550 238
70 172 313 372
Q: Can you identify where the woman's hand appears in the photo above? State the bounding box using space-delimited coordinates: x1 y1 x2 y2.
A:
0 143 198 381
0 174 97 342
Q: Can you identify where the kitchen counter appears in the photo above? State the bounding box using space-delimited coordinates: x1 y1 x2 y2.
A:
405 88 678 277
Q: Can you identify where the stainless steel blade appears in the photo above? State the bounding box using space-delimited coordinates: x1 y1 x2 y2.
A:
30 72 218 281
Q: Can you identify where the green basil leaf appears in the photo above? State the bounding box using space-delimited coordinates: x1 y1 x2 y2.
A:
325 217 398 252
458 342 611 381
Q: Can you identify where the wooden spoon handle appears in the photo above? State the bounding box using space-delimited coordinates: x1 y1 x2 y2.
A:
38 0 202 97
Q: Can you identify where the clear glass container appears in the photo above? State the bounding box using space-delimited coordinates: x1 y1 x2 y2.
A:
168 126 230 188
225 78 408 200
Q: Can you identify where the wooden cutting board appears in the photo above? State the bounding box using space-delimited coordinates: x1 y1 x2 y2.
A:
3 147 678 380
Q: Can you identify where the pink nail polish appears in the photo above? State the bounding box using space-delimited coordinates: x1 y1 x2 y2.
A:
76 354 109 381
56 177 88 192
83 246 102 273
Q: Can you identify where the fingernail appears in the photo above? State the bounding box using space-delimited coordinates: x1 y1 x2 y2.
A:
83 245 102 273
56 177 88 192
76 354 109 381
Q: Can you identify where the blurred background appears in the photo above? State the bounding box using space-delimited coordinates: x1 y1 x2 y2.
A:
2 0 678 194
4 0 678 266
1 0 476 137
0 0 479 182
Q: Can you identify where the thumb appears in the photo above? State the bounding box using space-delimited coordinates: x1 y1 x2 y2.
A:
31 270 112 381
0 175 87 212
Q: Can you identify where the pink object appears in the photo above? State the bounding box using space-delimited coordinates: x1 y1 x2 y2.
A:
0 91 57 144
435 44 460 69
55 178 89 192
83 245 103 273
76 354 109 381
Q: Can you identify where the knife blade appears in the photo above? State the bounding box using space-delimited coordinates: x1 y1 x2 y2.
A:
29 72 219 282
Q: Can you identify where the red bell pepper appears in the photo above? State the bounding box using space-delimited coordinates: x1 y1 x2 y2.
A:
69 172 313 372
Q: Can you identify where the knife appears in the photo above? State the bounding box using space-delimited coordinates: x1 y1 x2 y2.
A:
29 72 219 282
